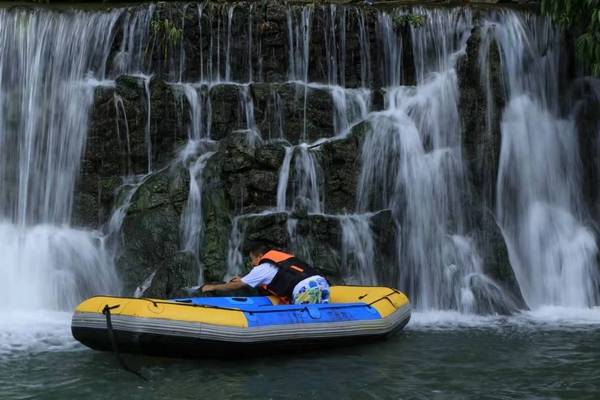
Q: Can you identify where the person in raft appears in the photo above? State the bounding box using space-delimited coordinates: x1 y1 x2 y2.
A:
202 242 330 304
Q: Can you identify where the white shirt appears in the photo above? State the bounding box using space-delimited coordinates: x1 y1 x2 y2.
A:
241 262 278 288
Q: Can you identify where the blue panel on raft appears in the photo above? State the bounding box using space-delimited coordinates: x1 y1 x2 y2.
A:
172 296 275 307
171 296 382 327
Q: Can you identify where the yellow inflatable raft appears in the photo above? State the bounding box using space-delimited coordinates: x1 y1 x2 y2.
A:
72 286 410 358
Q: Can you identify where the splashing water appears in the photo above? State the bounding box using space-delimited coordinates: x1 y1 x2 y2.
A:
0 223 118 312
486 12 600 308
0 9 131 314
0 7 154 354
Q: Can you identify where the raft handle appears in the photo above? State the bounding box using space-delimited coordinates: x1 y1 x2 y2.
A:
367 291 398 308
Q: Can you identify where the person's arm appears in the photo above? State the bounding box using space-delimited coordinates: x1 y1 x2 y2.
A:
202 278 248 293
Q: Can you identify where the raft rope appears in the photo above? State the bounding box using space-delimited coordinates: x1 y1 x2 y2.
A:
102 304 147 381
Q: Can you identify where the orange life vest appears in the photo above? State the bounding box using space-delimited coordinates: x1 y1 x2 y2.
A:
258 250 319 303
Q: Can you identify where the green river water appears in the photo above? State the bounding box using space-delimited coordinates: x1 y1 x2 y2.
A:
1 310 599 400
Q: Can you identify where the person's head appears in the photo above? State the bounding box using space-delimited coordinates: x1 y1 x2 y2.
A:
247 241 270 266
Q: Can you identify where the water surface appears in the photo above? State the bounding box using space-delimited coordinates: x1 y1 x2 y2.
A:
2 311 599 400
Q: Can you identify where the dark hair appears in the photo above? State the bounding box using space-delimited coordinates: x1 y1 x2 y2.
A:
246 240 270 257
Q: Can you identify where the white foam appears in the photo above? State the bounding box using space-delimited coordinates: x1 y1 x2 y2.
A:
0 311 78 360
408 307 600 331
512 306 600 327
408 310 503 330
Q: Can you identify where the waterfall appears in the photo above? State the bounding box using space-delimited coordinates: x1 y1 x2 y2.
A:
323 5 347 86
225 216 246 281
411 8 473 84
287 6 312 140
340 215 377 285
0 224 118 311
176 82 216 285
225 6 235 82
181 151 214 286
277 146 294 211
287 6 312 83
0 10 120 224
377 12 403 87
193 3 260 83
113 93 133 174
271 91 285 140
247 4 255 82
330 86 371 136
357 8 512 312
239 84 258 134
276 144 323 214
357 10 372 87
286 216 316 268
486 12 600 308
0 8 136 311
105 173 152 256
2 1 598 325
292 144 323 213
111 5 155 76
141 75 153 172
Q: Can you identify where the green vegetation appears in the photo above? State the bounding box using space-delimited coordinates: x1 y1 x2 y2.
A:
541 0 600 76
393 14 427 29
150 18 183 60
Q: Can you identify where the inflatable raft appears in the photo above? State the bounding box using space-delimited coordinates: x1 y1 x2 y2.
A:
72 286 410 358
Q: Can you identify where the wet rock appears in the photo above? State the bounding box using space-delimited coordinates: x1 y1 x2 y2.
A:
209 84 248 140
213 130 284 214
457 26 505 209
252 82 335 143
456 27 525 310
76 75 187 227
571 79 600 219
198 134 286 281
319 121 370 213
243 212 290 249
475 207 527 310
232 210 398 284
116 165 195 298
149 77 189 166
199 155 232 282
255 144 286 169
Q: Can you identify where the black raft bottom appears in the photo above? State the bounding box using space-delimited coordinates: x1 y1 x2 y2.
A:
72 317 410 359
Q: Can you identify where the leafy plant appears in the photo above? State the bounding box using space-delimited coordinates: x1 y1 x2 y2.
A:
150 18 183 60
541 0 600 76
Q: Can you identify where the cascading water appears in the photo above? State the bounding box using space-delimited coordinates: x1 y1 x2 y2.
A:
0 9 128 315
377 12 403 87
141 75 153 172
225 216 246 281
357 7 514 312
113 93 133 174
0 6 159 356
276 144 323 214
330 85 371 136
110 5 155 76
5 4 600 396
176 82 216 286
484 12 600 309
340 215 377 285
2 3 598 346
276 147 294 212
